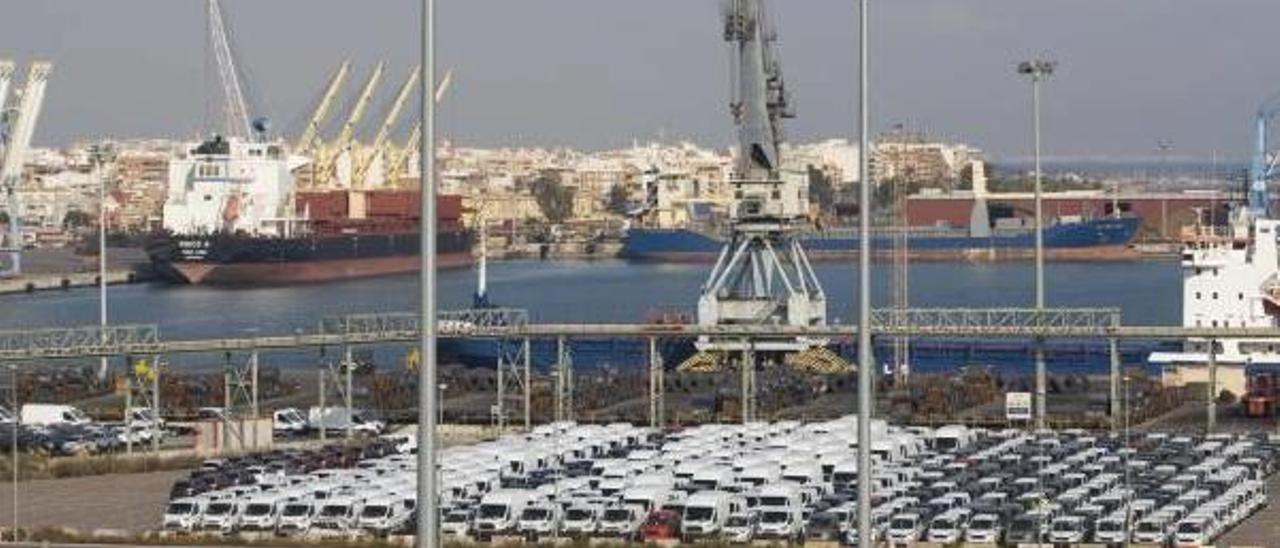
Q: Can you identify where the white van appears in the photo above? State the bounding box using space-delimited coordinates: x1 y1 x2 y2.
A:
273 408 308 435
163 497 206 532
198 499 242 534
682 491 735 538
275 500 316 535
356 496 412 536
473 489 536 539
312 496 361 534
20 404 91 426
237 493 287 532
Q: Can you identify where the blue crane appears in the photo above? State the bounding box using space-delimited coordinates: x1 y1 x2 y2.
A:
1248 93 1280 218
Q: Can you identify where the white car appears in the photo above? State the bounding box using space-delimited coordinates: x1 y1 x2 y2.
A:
597 505 644 540
963 513 1002 544
1047 515 1086 544
755 509 804 542
562 505 601 537
1173 515 1214 547
887 512 924 546
1092 516 1129 544
925 511 967 544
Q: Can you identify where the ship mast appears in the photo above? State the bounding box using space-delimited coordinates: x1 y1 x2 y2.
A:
692 0 833 377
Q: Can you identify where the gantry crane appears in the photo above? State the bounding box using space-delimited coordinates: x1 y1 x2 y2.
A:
1 61 52 278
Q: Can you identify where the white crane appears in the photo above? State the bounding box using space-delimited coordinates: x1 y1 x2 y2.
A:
355 66 420 188
0 60 15 125
386 69 453 186
319 62 384 187
207 0 252 139
1 61 52 278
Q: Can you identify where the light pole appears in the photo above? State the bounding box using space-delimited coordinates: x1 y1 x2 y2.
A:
855 0 875 547
438 383 447 425
89 144 114 382
1017 59 1055 430
1123 374 1132 548
8 365 16 543
416 0 440 544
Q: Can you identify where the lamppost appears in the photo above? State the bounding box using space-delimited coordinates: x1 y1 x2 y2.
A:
1124 374 1132 548
855 0 875 547
88 143 115 382
438 383 447 425
8 364 17 543
1017 59 1055 430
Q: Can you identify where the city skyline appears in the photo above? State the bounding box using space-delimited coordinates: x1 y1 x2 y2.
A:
4 0 1280 160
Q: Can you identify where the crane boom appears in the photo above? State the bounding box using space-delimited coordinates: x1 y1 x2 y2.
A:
207 0 251 139
1 62 52 277
0 60 15 125
296 60 351 154
355 67 420 187
337 62 384 147
385 69 452 186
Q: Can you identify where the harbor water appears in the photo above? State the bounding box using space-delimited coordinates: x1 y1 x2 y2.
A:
0 259 1183 373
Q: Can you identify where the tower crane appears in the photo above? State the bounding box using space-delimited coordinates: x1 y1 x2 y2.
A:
1248 93 1280 219
1 61 52 278
354 66 420 188
318 62 384 187
295 60 351 156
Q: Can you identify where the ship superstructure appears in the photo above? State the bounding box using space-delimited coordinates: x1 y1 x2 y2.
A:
162 136 295 237
1150 96 1280 396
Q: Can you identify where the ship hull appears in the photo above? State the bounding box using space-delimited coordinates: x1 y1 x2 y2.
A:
148 230 473 286
622 217 1144 262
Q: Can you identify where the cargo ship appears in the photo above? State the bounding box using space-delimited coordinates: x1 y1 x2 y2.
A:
147 136 471 286
622 216 1142 262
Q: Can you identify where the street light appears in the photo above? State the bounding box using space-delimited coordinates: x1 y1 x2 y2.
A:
438 383 447 425
1017 58 1055 430
8 364 17 543
1124 374 1132 548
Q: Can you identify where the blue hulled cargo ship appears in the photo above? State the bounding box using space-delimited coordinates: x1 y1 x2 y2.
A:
622 216 1143 262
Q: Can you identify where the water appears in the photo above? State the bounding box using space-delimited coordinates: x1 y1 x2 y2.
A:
0 259 1183 372
1 259 1182 337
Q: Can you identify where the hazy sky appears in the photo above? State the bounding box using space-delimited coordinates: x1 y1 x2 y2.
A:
4 0 1280 160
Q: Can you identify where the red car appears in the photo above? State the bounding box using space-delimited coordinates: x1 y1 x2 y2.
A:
640 510 682 542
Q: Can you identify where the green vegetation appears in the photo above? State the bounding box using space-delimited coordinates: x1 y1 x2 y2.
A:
531 177 577 224
62 209 95 229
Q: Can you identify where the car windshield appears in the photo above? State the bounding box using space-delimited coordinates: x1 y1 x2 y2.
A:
282 505 311 517
726 516 749 527
244 504 273 517
1053 519 1079 532
970 517 996 529
811 515 838 529
761 511 789 524
522 508 550 520
1137 521 1161 533
1011 517 1037 532
320 505 349 517
205 503 233 516
1178 521 1203 534
1098 520 1123 532
891 517 917 530
443 512 469 523
478 504 507 519
685 507 713 521
166 503 195 515
361 505 389 519
758 496 788 507
604 509 631 522
566 509 592 521
933 518 956 530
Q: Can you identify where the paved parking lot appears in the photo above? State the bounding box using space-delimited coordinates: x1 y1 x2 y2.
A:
0 469 186 533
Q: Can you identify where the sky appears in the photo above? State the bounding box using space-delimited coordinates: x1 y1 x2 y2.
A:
3 0 1280 161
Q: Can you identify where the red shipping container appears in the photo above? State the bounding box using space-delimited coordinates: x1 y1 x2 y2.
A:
297 191 349 221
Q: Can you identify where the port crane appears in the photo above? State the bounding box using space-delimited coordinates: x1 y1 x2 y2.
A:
354 67 420 189
1248 93 1280 219
207 0 253 140
685 0 840 385
295 60 352 158
0 61 52 279
385 69 453 187
316 62 384 188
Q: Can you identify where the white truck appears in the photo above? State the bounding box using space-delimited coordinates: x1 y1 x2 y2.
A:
20 404 91 426
307 407 385 435
273 408 308 436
